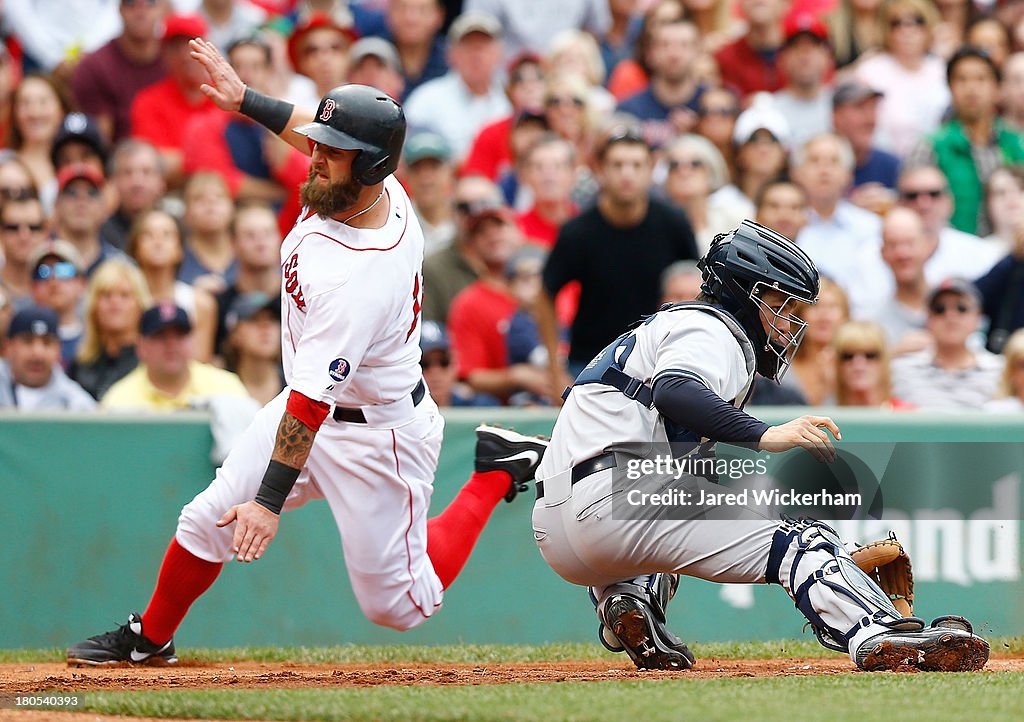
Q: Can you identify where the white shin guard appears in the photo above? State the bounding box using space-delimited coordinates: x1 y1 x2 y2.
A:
766 518 924 660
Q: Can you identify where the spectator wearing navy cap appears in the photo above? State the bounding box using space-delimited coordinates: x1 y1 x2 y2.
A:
70 0 169 144
28 239 88 368
418 320 498 408
772 13 835 150
52 113 110 175
0 306 95 411
221 291 283 406
102 301 248 410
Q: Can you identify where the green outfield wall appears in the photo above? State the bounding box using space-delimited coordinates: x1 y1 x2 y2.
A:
1 408 1021 649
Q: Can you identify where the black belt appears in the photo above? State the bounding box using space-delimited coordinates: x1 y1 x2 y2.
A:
535 452 616 500
332 378 426 423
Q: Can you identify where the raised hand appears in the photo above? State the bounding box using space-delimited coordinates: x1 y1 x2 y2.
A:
190 37 245 112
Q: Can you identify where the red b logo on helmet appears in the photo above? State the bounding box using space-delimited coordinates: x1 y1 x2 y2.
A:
319 98 336 122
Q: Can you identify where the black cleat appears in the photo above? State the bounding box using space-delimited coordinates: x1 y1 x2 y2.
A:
67 612 177 667
855 626 989 672
602 594 695 671
474 424 549 502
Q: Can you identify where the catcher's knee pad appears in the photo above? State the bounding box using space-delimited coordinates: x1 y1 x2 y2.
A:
766 518 924 653
593 574 693 670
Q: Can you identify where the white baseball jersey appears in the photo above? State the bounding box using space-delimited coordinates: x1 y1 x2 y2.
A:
280 174 425 408
537 307 755 476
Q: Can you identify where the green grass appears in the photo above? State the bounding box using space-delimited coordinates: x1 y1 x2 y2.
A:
66 673 1024 722
5 637 1022 665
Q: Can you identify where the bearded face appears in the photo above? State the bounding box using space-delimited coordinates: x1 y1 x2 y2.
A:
299 168 363 219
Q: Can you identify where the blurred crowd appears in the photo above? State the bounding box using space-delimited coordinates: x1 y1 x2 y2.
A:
1 0 1024 417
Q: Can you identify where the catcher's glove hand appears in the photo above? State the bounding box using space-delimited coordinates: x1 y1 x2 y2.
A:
850 532 914 617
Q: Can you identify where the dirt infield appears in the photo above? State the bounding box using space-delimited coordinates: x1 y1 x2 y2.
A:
2 655 1024 696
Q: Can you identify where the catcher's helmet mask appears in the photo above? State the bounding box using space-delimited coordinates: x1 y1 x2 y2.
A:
293 84 406 186
698 219 820 381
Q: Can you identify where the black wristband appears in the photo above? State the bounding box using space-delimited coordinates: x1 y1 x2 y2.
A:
239 86 294 136
254 460 301 515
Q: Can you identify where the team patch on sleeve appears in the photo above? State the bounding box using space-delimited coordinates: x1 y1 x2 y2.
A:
328 357 351 382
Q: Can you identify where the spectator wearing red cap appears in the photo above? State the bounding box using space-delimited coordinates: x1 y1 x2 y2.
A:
384 0 450 101
772 14 835 150
71 0 170 144
713 0 790 100
288 12 357 102
129 14 220 186
53 165 125 278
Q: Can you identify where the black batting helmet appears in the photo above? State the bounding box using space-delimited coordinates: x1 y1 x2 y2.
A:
698 220 819 381
293 84 406 186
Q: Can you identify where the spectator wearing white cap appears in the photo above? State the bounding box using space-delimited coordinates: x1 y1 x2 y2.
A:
731 93 790 204
792 132 882 291
772 13 835 151
891 278 1004 409
403 13 511 162
0 306 95 411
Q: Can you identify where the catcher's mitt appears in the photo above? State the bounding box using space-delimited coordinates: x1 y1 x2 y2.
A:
850 533 914 617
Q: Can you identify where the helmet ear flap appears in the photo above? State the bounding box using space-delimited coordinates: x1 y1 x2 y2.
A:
353 152 391 186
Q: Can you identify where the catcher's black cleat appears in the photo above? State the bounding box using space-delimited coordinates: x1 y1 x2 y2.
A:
474 424 549 502
855 626 989 672
67 612 177 667
602 594 695 671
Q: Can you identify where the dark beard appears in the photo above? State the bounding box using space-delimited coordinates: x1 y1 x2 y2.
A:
299 171 363 219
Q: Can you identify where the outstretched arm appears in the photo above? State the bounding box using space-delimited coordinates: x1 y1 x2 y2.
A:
189 37 315 156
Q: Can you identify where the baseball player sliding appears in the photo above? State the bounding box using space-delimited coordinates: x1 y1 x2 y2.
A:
533 221 990 672
67 39 548 666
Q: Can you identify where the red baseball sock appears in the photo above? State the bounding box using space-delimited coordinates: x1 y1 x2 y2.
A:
141 537 222 645
426 470 510 588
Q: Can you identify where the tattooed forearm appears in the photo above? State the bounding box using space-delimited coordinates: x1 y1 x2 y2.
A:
270 412 316 469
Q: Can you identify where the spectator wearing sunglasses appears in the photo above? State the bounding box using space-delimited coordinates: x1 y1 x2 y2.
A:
0 193 48 313
26 240 87 369
661 133 748 255
53 164 125 278
906 46 1024 236
418 320 497 408
894 164 1002 282
833 321 913 409
0 306 95 411
891 278 1003 409
853 0 949 158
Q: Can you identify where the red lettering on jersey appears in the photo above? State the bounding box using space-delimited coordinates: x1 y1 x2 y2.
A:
406 273 421 341
283 253 306 311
